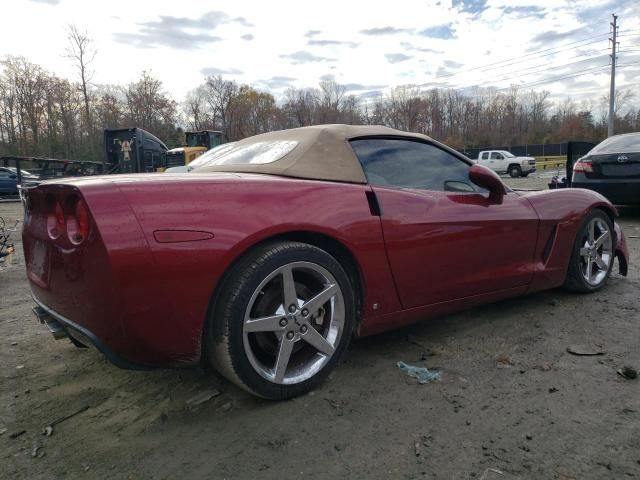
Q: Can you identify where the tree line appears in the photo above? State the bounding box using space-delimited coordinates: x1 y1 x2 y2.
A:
1 27 638 162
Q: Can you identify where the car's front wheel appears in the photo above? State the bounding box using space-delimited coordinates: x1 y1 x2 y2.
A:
206 241 355 399
563 209 615 293
508 165 522 177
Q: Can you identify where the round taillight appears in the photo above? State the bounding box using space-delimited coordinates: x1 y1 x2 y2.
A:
66 196 90 245
47 196 64 240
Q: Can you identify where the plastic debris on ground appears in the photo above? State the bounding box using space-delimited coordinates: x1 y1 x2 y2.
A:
397 361 441 384
566 344 606 356
617 365 638 380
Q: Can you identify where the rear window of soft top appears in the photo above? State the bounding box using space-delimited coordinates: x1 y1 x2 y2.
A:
195 140 298 168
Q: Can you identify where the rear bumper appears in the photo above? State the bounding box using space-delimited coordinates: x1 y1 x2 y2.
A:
32 295 152 370
572 180 640 205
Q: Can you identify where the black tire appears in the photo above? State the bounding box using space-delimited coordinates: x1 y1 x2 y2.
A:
205 241 355 400
508 165 522 178
563 209 615 293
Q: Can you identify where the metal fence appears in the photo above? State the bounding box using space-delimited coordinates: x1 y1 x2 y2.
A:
1 156 104 201
1 156 104 182
459 141 596 160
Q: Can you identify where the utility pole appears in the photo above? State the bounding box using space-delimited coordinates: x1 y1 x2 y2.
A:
608 13 618 137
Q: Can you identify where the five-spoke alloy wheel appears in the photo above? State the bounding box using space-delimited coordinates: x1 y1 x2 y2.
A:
206 241 355 399
243 261 345 385
564 209 615 292
578 217 613 286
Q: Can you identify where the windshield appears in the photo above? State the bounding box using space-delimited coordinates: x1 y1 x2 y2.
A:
6 167 34 176
187 133 209 147
501 151 515 158
590 133 640 154
195 140 298 168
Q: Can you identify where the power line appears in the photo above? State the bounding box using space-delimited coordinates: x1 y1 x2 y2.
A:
421 39 608 88
496 65 610 90
616 82 640 89
467 40 607 74
419 32 610 86
423 36 608 84
487 63 639 93
452 51 609 90
427 28 637 92
465 34 609 70
415 19 636 98
464 49 608 83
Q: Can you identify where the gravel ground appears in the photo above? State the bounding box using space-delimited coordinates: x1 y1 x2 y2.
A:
1 172 639 480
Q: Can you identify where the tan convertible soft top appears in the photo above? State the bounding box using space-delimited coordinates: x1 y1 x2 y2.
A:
196 124 434 184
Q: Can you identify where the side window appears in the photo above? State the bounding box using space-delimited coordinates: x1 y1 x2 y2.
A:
481 152 489 160
350 138 477 192
490 152 503 160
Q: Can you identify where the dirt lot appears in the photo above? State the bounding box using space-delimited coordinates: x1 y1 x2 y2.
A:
1 173 639 480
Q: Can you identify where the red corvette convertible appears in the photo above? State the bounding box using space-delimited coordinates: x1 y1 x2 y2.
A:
23 125 629 399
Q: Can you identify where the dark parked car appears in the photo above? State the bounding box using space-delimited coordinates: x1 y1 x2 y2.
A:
0 166 39 180
0 167 39 195
0 168 20 195
572 132 640 205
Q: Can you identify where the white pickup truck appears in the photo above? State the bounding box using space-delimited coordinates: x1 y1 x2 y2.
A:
476 150 536 178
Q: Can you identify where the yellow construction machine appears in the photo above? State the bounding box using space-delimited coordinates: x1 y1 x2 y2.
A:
165 130 225 169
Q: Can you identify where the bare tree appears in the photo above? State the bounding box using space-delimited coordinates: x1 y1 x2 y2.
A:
283 87 318 127
5 56 49 152
125 71 178 143
65 24 96 136
204 75 238 138
4 49 640 161
94 85 125 129
614 88 635 116
184 86 209 130
317 80 346 123
385 85 423 131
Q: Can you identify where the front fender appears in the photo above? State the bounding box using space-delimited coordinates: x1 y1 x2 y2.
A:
614 222 629 276
522 188 622 292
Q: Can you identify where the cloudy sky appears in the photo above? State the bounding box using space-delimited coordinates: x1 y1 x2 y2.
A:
3 0 640 107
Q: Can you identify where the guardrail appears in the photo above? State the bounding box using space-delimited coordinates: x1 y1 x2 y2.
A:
535 156 566 170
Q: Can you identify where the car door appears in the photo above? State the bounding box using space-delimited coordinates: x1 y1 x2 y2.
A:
478 151 490 168
0 170 17 194
490 151 505 172
350 138 539 309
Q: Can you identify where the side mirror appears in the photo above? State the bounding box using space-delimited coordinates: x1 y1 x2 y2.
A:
469 164 507 201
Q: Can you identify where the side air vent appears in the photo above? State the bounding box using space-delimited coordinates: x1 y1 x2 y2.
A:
365 191 381 216
541 224 558 264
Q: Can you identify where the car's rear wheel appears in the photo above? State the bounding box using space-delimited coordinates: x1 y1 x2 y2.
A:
563 209 615 293
206 241 355 399
508 165 522 177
